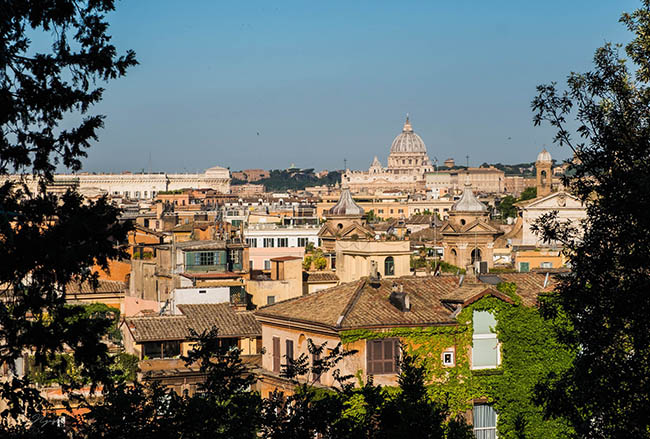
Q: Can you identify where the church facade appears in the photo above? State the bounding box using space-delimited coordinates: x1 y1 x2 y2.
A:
342 117 434 194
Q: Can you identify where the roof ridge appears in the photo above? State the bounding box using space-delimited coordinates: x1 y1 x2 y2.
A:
336 278 367 328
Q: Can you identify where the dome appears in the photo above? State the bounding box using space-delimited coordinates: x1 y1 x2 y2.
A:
536 148 552 163
452 183 487 212
328 188 364 216
390 117 427 154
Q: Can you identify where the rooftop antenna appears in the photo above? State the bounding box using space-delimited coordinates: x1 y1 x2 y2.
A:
466 155 470 168
343 158 347 172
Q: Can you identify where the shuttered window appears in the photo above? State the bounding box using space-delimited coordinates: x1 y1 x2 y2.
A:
272 337 280 373
366 339 399 375
285 340 294 363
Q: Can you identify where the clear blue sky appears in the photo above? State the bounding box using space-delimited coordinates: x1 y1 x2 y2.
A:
81 0 639 173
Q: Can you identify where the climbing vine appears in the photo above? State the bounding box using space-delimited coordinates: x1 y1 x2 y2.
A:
340 282 575 438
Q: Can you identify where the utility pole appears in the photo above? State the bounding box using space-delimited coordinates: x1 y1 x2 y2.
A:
466 154 470 168
343 158 347 171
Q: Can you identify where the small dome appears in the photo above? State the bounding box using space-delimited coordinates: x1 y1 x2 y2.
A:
328 188 364 216
536 148 552 163
390 116 427 154
452 183 487 212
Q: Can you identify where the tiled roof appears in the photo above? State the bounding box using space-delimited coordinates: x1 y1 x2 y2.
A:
255 273 558 330
66 279 127 294
409 227 443 242
271 256 302 262
303 271 339 283
441 284 514 306
175 240 227 250
125 303 261 342
406 215 439 225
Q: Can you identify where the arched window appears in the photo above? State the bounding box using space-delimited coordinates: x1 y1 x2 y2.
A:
384 256 395 276
471 248 482 264
450 249 458 266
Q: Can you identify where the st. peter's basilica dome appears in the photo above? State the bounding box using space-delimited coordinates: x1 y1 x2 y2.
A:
389 116 427 154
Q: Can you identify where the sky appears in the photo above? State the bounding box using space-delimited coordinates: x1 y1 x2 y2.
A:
71 0 640 173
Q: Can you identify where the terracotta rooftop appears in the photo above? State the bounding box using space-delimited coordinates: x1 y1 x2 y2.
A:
175 240 227 251
65 279 127 295
255 273 557 330
124 303 261 343
303 271 339 283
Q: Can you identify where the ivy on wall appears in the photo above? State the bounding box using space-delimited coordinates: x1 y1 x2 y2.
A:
340 282 575 438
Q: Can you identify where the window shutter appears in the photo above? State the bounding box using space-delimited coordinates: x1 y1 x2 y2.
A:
366 340 373 374
272 337 280 373
383 339 394 373
286 340 294 362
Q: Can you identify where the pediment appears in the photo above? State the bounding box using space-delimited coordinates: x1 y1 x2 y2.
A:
318 224 336 238
463 220 500 234
340 222 373 238
524 191 583 210
440 222 458 233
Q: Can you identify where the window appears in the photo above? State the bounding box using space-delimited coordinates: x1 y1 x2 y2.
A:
263 238 275 248
473 404 497 439
378 209 384 214
298 237 309 247
142 341 181 359
267 296 276 305
246 238 257 248
442 350 455 367
264 260 271 270
198 289 206 294
272 337 280 373
540 261 553 269
135 191 140 198
277 238 288 247
366 339 399 375
285 340 294 363
196 252 215 266
472 311 500 369
144 219 150 228
384 256 395 276
519 262 530 272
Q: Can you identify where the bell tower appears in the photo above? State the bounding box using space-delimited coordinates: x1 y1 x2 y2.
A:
536 148 553 197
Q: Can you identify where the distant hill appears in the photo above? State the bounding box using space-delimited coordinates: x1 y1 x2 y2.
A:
232 169 343 191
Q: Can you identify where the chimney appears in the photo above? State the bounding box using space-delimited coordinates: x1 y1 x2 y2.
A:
389 283 411 312
369 261 381 285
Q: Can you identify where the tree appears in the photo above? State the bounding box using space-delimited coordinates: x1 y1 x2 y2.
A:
531 1 650 436
518 186 536 201
0 0 136 427
497 195 517 219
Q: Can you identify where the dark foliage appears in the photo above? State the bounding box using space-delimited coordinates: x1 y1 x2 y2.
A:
531 1 650 437
0 0 136 429
252 169 343 191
